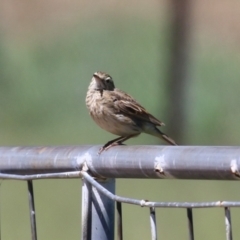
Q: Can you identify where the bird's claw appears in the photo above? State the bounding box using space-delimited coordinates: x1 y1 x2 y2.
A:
98 142 125 155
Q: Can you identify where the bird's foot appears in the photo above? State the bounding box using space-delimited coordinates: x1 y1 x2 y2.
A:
98 142 125 155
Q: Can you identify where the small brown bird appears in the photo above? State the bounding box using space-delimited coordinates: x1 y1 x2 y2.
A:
86 71 177 153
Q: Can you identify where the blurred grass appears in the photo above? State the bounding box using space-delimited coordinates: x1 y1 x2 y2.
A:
0 14 240 240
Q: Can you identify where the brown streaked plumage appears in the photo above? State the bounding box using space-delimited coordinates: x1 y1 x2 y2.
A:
86 71 177 153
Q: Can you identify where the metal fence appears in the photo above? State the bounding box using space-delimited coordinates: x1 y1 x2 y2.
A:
0 145 240 240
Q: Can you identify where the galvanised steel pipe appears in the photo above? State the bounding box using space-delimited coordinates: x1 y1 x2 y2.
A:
0 146 89 175
0 146 240 180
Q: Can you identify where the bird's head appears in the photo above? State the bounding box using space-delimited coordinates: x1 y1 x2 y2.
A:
91 71 115 91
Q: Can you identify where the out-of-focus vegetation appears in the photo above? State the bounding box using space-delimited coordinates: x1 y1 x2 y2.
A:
1 1 240 239
2 19 240 146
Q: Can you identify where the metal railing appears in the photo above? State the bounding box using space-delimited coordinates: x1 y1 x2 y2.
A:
0 145 240 240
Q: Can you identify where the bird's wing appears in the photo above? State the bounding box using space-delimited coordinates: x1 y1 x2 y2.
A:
110 89 165 127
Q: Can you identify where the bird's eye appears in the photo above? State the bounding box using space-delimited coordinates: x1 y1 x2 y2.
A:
105 78 111 83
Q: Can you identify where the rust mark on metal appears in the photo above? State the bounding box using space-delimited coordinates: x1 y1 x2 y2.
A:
154 163 165 175
230 159 240 178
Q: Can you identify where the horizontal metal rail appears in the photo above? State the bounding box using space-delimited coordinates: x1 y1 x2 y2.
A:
0 169 239 209
81 171 240 208
0 146 240 180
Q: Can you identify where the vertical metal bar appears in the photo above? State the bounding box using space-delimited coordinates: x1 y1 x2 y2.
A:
27 180 37 240
150 207 157 240
187 208 194 240
0 181 2 240
117 202 123 240
224 207 233 240
81 178 92 240
166 0 191 142
91 178 115 240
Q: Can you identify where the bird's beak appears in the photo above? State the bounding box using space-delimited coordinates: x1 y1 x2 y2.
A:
93 73 101 81
92 73 103 90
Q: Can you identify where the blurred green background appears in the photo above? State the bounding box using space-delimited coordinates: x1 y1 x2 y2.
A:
1 0 240 239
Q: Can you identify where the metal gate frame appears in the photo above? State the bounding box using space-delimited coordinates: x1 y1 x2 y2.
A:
0 145 239 240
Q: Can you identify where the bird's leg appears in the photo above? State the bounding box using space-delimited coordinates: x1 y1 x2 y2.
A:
98 136 125 154
98 134 138 154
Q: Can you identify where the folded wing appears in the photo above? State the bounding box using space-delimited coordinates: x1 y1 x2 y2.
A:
112 89 165 127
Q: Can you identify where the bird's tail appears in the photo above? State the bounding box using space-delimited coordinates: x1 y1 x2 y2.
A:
157 128 177 146
143 124 177 146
